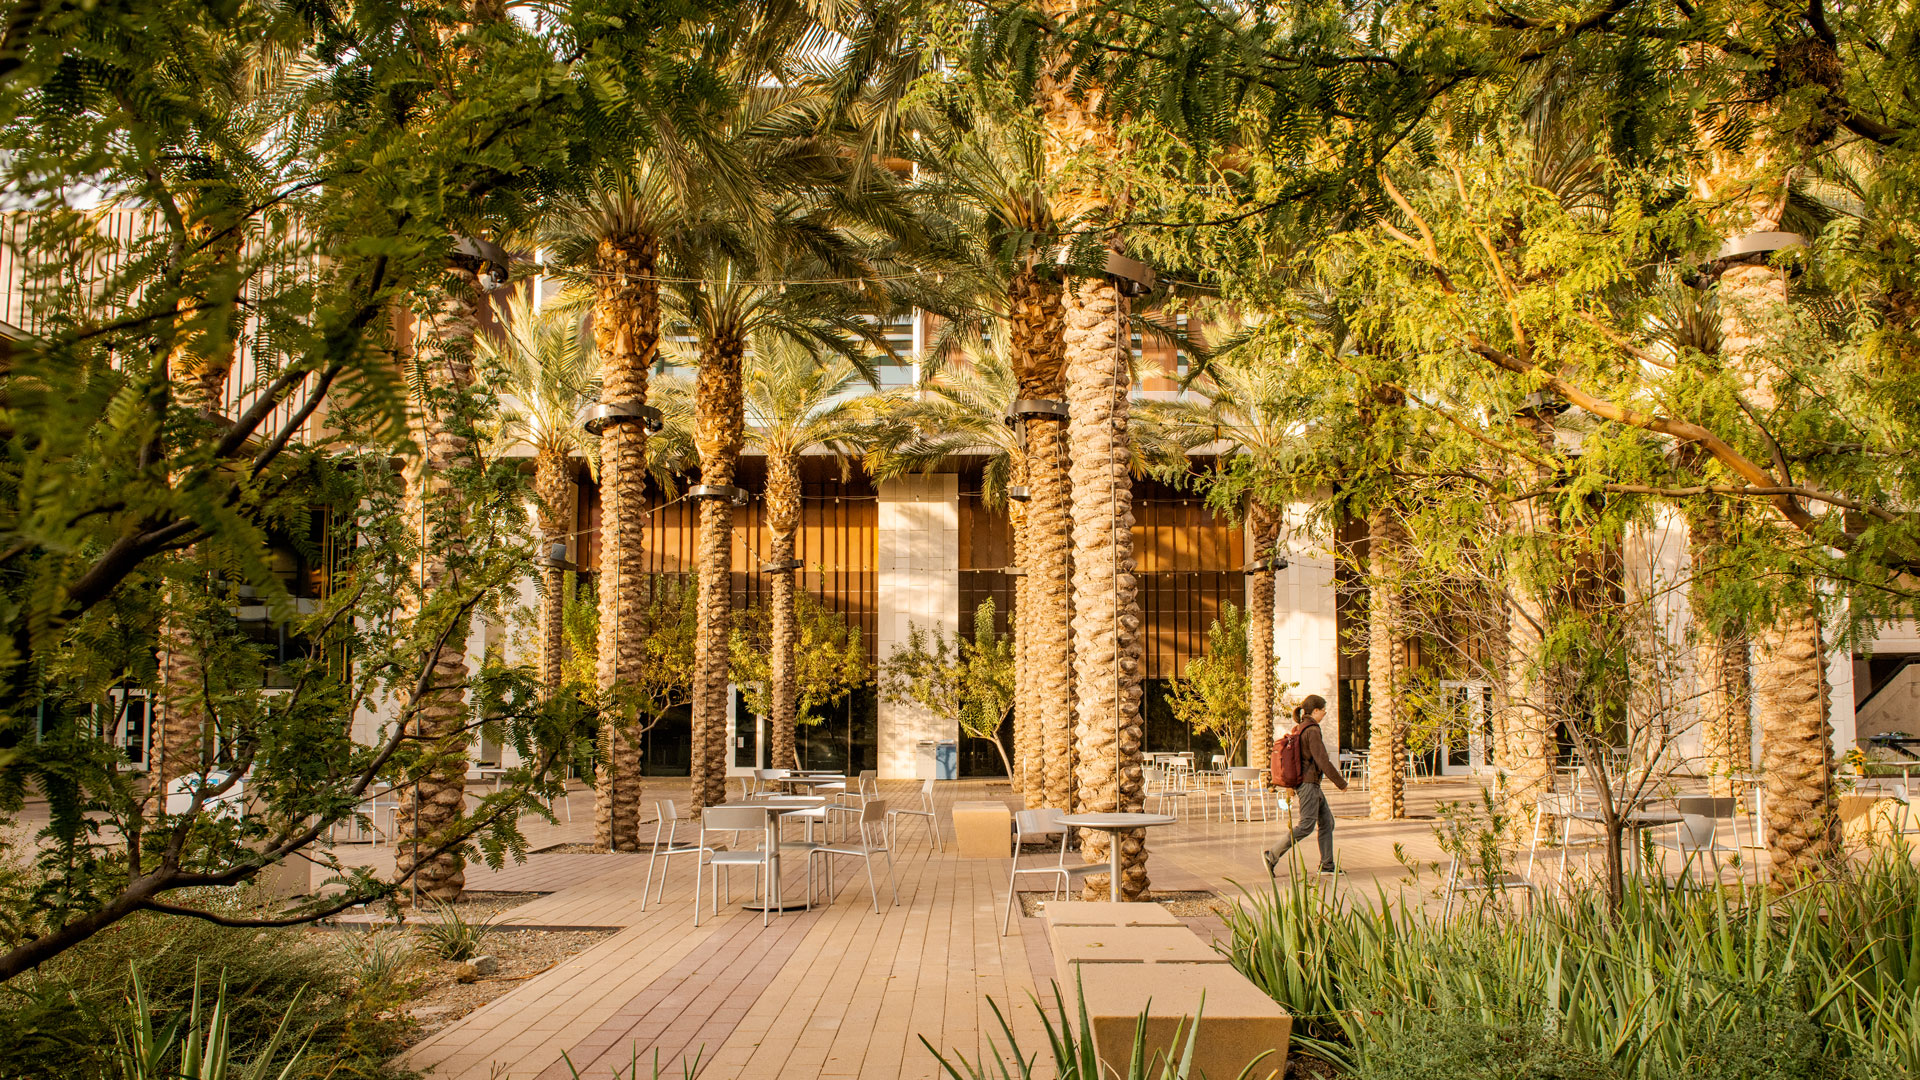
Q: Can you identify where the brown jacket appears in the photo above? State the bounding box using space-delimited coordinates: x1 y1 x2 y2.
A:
1290 722 1346 790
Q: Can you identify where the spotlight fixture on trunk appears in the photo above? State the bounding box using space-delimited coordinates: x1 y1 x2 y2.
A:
760 558 804 573
451 235 513 292
1057 248 1158 298
539 541 577 571
689 484 750 507
1244 556 1288 574
1005 398 1070 427
580 401 663 436
1007 485 1031 502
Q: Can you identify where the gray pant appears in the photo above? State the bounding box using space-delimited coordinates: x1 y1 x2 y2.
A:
1265 782 1335 872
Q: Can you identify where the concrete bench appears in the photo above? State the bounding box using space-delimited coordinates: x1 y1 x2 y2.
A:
1077 962 1291 1080
1042 900 1182 927
1051 924 1229 965
952 800 1013 859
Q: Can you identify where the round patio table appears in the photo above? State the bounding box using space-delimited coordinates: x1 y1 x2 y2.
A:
779 774 848 791
734 796 830 913
1055 812 1178 902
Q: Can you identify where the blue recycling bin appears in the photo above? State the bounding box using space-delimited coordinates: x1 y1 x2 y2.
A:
935 740 958 780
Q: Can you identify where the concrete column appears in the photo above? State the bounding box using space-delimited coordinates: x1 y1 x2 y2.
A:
1271 503 1340 754
877 475 961 779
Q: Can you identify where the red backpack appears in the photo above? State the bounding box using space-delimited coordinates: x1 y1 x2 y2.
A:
1270 722 1317 789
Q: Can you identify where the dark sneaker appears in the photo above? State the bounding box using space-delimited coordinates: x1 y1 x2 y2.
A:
1263 850 1278 876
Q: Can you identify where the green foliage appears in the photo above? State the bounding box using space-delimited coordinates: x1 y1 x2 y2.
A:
731 590 871 728
1224 849 1920 1078
419 903 491 963
115 964 311 1080
0 896 413 1080
923 978 1247 1080
880 601 1015 776
1164 603 1254 766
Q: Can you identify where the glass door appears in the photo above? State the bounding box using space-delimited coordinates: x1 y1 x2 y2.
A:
1438 681 1493 776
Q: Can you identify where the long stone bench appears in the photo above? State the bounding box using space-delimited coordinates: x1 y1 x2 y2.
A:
1046 909 1290 1080
1051 924 1230 966
1077 962 1291 1080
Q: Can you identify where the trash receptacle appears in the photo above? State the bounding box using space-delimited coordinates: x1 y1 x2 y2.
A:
936 740 958 781
915 739 939 780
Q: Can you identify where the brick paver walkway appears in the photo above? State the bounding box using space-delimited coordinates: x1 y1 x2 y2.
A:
396 777 1475 1080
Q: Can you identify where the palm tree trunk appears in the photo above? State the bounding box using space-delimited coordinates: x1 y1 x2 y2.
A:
1009 450 1032 798
591 234 657 852
1499 410 1557 835
1065 270 1148 900
153 224 244 795
1365 504 1408 820
1684 498 1751 798
766 450 801 771
397 261 484 904
1716 234 1838 883
535 446 572 695
1246 499 1282 771
1756 600 1836 884
690 331 746 809
1009 267 1072 812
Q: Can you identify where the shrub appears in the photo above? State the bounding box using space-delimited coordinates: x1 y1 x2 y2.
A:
1223 849 1920 1078
420 902 491 962
0 888 416 1080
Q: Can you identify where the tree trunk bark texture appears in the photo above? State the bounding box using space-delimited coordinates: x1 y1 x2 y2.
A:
396 262 483 904
591 234 657 852
1365 504 1408 821
1009 450 1032 797
535 446 572 695
1755 601 1838 885
1716 245 1838 884
690 332 746 809
766 451 802 771
1492 406 1572 843
1684 499 1751 798
1246 499 1282 772
1010 268 1072 813
153 225 244 796
1065 273 1148 900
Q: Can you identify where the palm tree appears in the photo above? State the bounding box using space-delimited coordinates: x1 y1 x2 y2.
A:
150 35 308 796
742 338 878 770
665 246 891 808
904 99 1072 810
1137 342 1305 772
395 252 495 904
1040 63 1150 896
1695 168 1837 885
538 166 679 851
477 290 599 695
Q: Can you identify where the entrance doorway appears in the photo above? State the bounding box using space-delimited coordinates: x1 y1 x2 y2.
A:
1437 680 1494 776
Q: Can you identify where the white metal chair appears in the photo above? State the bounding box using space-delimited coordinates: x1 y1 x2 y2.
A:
1225 767 1273 821
1656 796 1741 884
1144 765 1191 818
641 800 703 911
1524 791 1604 882
888 777 943 851
1002 809 1104 935
694 806 798 928
1441 847 1536 919
809 800 899 913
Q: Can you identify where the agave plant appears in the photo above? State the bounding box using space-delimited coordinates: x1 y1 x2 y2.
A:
116 964 310 1080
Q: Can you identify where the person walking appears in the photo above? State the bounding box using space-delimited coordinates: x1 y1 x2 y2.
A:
1263 694 1347 875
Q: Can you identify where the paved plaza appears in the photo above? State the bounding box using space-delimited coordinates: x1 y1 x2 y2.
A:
383 778 1473 1080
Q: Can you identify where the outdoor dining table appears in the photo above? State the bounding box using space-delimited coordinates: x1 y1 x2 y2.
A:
733 796 829 913
1056 811 1179 902
1569 806 1686 874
